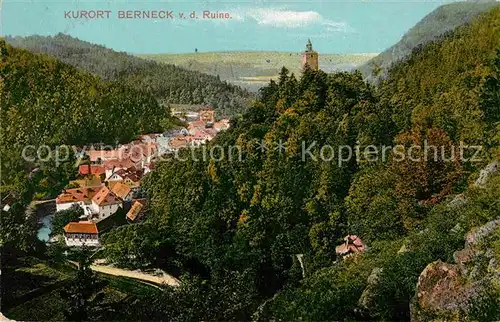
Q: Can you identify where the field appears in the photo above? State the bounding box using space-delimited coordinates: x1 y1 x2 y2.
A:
138 51 377 91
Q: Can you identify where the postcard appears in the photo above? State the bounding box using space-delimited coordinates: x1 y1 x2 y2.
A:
1 1 500 321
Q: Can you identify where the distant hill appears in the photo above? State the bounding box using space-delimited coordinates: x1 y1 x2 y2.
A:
359 1 500 82
139 51 377 91
5 34 253 118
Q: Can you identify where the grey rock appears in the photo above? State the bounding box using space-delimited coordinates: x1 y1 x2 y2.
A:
474 161 498 186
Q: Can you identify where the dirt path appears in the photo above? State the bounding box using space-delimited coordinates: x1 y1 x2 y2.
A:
89 264 180 287
68 261 180 287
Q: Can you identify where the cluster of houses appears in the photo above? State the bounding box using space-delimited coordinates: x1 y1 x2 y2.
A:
61 107 229 247
335 235 366 259
60 155 150 246
165 107 230 151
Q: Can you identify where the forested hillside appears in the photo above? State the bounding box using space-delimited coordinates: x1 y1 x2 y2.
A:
0 38 178 260
97 6 500 321
360 1 500 82
5 34 253 117
3 3 500 321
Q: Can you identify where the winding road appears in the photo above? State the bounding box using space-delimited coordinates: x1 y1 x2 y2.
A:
68 260 180 287
89 264 180 287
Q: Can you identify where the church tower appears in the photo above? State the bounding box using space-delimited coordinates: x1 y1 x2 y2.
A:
301 39 319 71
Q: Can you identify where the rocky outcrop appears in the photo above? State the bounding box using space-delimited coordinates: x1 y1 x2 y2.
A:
474 160 498 186
410 220 500 321
358 267 384 314
412 261 471 321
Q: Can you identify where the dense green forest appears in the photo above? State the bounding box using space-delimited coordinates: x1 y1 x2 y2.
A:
5 34 253 117
3 5 500 321
0 38 179 263
360 1 500 82
90 6 500 321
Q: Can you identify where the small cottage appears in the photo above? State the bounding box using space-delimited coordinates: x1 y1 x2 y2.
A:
63 221 100 247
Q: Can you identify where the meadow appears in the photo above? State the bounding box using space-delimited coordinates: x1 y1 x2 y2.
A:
139 51 377 90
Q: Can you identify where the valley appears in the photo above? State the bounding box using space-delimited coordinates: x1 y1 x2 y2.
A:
140 51 377 90
2 1 500 321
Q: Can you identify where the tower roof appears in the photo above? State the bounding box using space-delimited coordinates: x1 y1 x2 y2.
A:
306 38 313 52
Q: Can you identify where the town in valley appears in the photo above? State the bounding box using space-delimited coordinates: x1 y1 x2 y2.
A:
54 107 230 247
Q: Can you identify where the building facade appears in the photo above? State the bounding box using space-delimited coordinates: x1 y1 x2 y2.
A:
301 39 319 71
55 187 101 213
91 186 122 221
63 221 100 247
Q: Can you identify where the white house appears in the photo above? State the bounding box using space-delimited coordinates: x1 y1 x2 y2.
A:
91 186 122 221
63 221 100 247
106 170 126 183
55 187 101 213
104 158 136 179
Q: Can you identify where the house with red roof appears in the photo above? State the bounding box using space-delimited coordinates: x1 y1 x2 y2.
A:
78 164 106 176
199 107 215 123
55 187 101 213
335 235 366 258
111 182 132 201
122 171 142 189
188 120 206 135
126 199 147 222
127 143 158 167
106 168 143 190
167 136 191 152
63 221 100 247
91 186 122 221
104 158 138 179
214 119 230 132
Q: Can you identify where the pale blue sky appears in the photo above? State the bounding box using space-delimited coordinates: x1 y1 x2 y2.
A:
2 0 461 54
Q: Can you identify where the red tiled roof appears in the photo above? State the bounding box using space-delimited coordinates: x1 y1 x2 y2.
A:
64 221 98 234
335 243 349 254
113 168 128 177
103 158 136 170
56 187 100 204
111 182 131 200
214 121 230 131
126 172 142 183
126 199 146 221
113 168 142 183
128 144 157 162
344 235 364 247
79 164 106 176
193 129 216 139
92 186 121 206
